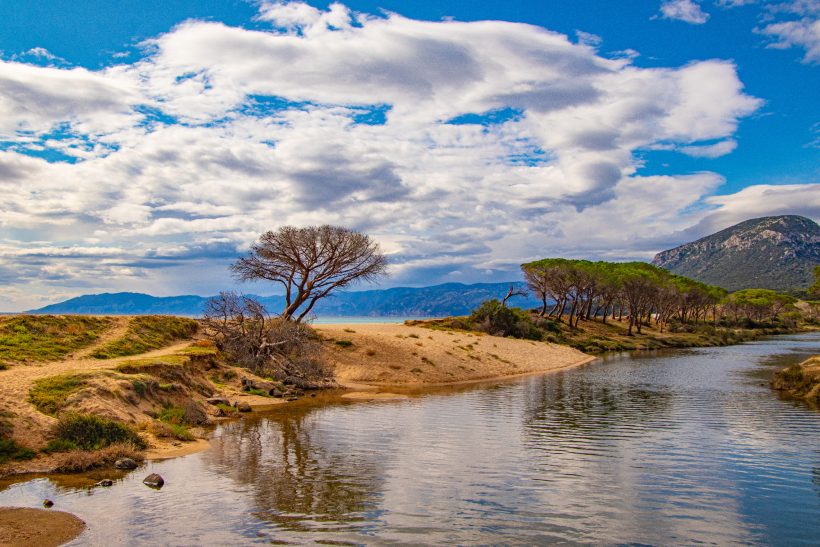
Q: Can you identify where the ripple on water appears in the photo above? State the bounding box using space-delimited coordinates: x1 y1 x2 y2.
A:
0 333 818 545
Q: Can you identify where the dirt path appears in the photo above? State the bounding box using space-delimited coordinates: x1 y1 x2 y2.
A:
0 325 194 448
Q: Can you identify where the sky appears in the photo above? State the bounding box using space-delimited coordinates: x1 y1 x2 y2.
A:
0 0 818 311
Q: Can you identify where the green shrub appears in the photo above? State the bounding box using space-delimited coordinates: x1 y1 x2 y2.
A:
0 439 36 463
469 300 542 340
53 413 146 450
29 374 89 415
91 316 198 359
156 405 186 425
335 340 353 348
42 438 80 454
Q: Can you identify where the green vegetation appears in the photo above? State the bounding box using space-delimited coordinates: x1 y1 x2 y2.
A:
335 340 354 348
91 316 198 359
151 404 195 441
29 374 91 415
772 356 820 403
0 315 112 365
418 258 811 354
0 412 36 464
52 413 146 451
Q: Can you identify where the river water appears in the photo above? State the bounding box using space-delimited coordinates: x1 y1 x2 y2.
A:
1 333 818 545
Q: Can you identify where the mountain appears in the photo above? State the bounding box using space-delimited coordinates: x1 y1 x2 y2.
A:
27 282 540 317
652 215 820 292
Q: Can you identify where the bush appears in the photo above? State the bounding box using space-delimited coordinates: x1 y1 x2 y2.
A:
469 300 542 340
42 438 80 454
53 414 146 451
0 439 36 463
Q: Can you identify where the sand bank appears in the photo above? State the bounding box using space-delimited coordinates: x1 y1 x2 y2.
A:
0 507 85 546
318 323 595 387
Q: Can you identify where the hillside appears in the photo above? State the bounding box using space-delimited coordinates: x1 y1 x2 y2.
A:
652 215 820 292
28 282 539 317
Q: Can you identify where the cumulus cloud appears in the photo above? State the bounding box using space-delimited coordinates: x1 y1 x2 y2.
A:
659 0 711 24
0 1 812 311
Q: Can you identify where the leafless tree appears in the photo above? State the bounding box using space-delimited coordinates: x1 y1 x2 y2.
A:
231 225 388 322
203 292 332 387
501 284 528 308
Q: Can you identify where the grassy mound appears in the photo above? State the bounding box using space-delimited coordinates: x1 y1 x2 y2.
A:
51 413 146 451
91 316 198 359
29 374 92 416
0 315 112 365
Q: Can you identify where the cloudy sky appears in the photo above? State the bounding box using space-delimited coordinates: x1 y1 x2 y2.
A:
1 0 818 310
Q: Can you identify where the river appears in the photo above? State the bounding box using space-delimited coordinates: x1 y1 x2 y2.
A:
1 333 818 545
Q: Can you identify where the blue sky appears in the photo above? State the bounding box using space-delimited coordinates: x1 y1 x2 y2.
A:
0 0 817 310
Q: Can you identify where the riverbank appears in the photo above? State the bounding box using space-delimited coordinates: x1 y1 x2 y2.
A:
410 314 814 354
317 323 595 387
771 355 820 404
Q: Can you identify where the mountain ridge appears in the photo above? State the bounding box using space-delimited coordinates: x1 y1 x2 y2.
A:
652 215 819 292
26 282 539 317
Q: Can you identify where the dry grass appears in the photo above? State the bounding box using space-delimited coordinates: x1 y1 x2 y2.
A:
0 315 112 365
91 316 198 359
52 441 145 473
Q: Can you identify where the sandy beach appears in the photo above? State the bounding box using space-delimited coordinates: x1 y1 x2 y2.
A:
318 323 595 388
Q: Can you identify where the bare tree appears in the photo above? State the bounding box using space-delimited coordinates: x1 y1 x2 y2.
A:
203 291 332 386
501 284 528 308
231 225 388 322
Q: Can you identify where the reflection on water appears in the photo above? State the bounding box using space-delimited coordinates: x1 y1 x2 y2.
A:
0 333 818 545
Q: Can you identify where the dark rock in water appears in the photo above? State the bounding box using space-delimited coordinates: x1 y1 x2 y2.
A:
115 458 138 470
206 397 231 406
43 499 54 508
143 473 165 488
96 479 114 487
211 406 226 417
237 402 252 413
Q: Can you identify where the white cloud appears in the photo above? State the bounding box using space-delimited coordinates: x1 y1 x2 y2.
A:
759 16 820 62
659 0 711 24
0 1 812 311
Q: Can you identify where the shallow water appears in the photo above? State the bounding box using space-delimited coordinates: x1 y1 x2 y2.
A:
1 333 818 545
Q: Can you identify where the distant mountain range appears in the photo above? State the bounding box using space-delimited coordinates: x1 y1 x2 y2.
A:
652 215 820 292
28 282 539 317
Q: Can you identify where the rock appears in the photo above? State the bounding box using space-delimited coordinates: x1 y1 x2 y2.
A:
172 441 182 447
43 499 54 508
271 390 285 398
237 402 252 413
211 406 226 417
206 397 231 406
143 473 165 489
115 458 138 470
286 397 299 402
95 479 113 487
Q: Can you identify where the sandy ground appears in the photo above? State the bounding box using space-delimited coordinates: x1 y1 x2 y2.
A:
0 317 193 450
318 323 595 390
0 507 85 546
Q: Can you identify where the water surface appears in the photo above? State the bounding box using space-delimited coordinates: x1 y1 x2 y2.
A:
1 333 818 545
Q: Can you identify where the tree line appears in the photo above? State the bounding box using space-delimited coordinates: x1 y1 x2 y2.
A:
522 258 797 335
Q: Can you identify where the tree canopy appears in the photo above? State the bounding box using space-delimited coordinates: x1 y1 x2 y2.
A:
231 225 388 322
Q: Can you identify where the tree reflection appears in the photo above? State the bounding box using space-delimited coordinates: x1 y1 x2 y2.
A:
204 405 384 533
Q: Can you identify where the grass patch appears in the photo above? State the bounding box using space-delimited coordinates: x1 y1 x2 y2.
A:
0 439 36 463
115 355 188 372
335 340 353 348
42 438 80 454
246 388 271 397
91 316 198 359
29 374 90 415
0 315 112 364
53 413 146 451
